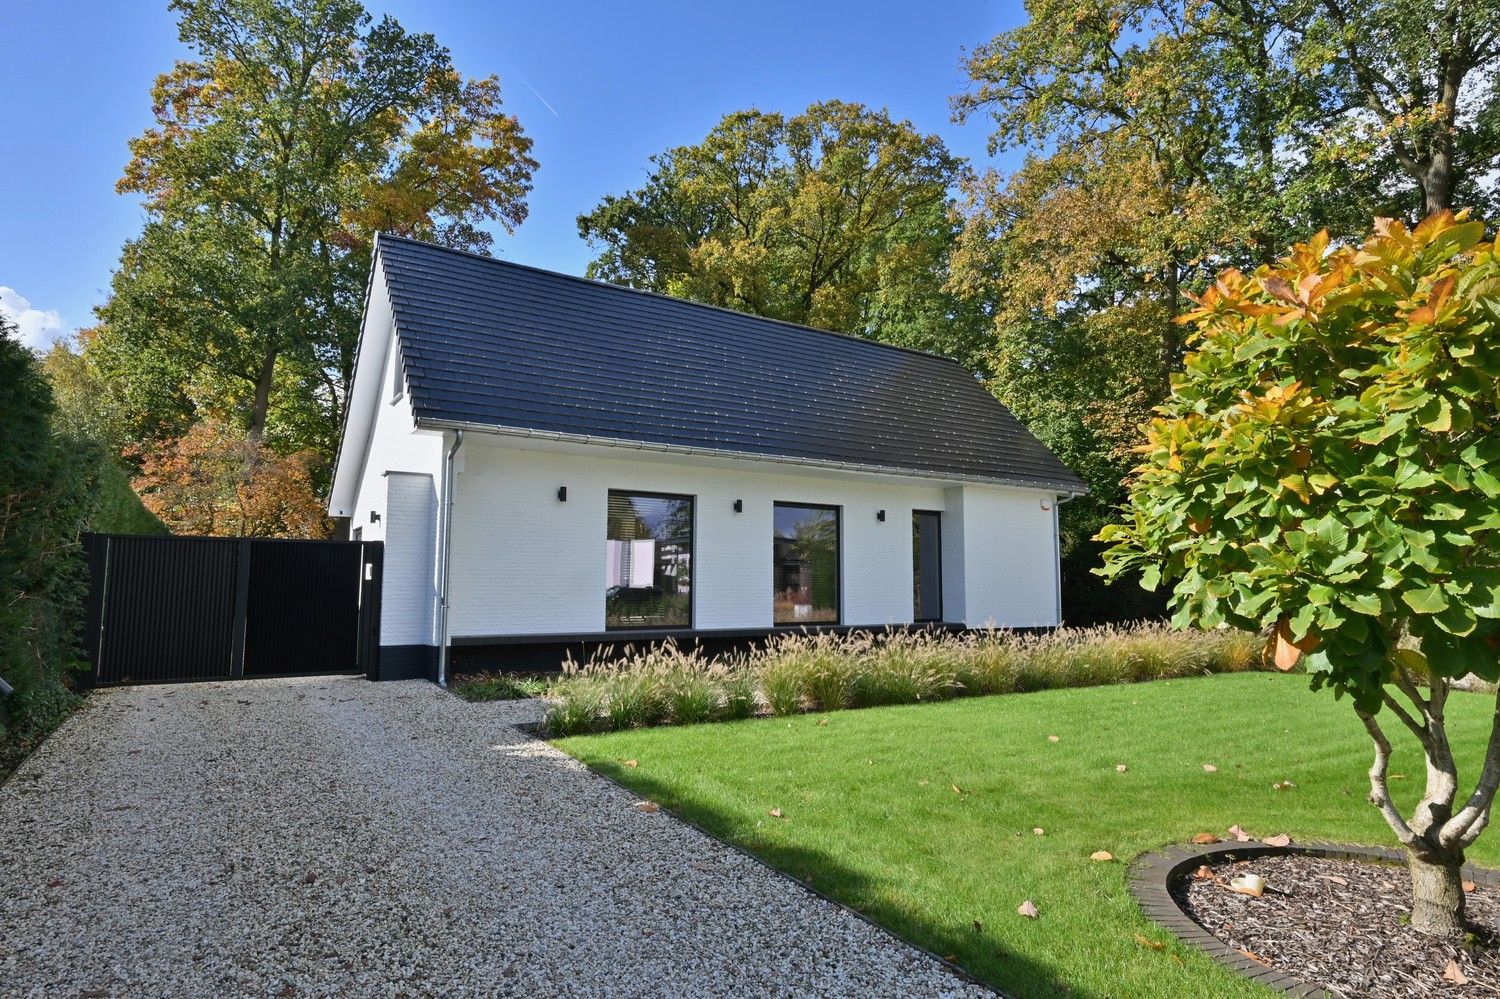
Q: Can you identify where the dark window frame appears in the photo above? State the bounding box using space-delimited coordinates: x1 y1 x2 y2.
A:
605 489 696 632
771 501 842 628
912 509 944 623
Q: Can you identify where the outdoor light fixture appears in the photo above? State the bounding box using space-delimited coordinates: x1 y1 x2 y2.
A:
733 499 743 513
370 510 380 524
877 509 886 522
557 486 568 502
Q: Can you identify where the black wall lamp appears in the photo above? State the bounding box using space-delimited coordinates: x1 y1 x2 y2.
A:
876 509 886 522
370 510 380 524
733 499 743 513
557 486 568 502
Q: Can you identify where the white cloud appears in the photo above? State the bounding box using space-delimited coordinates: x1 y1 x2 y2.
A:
0 286 65 351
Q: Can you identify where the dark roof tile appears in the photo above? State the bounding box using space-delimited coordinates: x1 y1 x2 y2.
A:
376 234 1085 491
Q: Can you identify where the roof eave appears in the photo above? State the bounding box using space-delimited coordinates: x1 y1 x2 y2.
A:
415 416 1089 496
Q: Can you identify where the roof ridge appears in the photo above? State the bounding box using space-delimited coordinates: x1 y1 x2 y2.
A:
374 232 983 372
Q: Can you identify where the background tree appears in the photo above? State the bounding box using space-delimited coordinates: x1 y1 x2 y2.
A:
578 101 992 371
89 0 536 528
1099 212 1500 937
951 0 1499 622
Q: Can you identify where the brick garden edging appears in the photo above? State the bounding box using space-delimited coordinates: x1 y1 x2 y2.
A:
1128 839 1500 997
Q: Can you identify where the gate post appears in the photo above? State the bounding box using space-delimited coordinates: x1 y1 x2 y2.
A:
228 539 253 678
79 533 110 689
360 542 383 681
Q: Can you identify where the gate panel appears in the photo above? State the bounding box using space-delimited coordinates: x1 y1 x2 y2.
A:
95 536 239 685
242 541 364 675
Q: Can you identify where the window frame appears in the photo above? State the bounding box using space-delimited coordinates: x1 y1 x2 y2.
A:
771 501 843 628
604 489 696 632
912 509 944 623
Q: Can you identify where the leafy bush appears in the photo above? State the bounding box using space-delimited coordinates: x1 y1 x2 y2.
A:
538 623 1267 735
1 316 163 778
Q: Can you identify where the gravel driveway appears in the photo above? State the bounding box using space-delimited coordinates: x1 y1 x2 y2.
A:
0 676 992 998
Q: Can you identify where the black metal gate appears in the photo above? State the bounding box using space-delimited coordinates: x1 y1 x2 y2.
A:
82 534 382 686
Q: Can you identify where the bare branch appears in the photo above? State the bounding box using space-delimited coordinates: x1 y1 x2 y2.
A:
1381 690 1434 751
1441 687 1500 848
1359 708 1418 845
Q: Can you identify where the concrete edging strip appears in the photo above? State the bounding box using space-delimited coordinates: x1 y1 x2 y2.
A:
1127 839 1500 997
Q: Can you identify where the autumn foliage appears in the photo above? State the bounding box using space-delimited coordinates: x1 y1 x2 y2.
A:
131 421 330 539
1100 211 1500 936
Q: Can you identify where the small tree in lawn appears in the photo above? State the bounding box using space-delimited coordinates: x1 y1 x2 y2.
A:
1099 211 1500 937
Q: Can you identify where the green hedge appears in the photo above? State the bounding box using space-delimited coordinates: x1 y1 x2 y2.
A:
0 321 163 777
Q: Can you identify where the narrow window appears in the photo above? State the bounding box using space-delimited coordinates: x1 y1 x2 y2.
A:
913 510 943 622
605 491 693 630
773 503 840 625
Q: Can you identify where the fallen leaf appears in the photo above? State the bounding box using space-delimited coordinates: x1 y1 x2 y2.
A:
635 801 660 813
1273 780 1297 791
1091 851 1115 862
1318 874 1349 887
44 879 64 889
301 872 318 885
1017 900 1039 918
1202 764 1218 773
1033 827 1045 836
623 759 638 768
768 807 784 819
1227 824 1251 842
1192 833 1219 845
1047 735 1060 742
1464 880 1477 893
1116 764 1128 773
1236 948 1268 966
1134 934 1165 951
1230 874 1266 897
951 784 966 795
1444 959 1470 985
1262 833 1291 848
1192 865 1214 880
817 718 828 726
917 779 930 787
277 987 298 998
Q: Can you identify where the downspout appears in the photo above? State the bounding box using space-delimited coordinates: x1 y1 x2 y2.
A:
436 429 465 687
1053 492 1081 626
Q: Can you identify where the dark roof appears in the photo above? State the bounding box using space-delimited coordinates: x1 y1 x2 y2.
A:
375 234 1084 491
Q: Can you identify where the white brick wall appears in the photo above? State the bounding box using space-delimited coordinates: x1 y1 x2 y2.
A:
382 472 438 646
446 438 1062 638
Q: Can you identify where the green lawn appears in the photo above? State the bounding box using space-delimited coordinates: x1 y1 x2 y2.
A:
554 673 1500 999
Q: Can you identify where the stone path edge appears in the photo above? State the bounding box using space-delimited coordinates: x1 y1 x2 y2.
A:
1127 838 1500 998
503 709 1007 998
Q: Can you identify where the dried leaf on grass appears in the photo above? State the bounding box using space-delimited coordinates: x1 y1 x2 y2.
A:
1227 824 1251 842
1262 833 1291 848
1135 934 1165 951
1047 735 1060 743
1203 764 1218 772
1192 833 1219 845
623 759 638 768
1091 851 1115 862
768 807 784 819
1116 764 1129 773
1017 900 1039 918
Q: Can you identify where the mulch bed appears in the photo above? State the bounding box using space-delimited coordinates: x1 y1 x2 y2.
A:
1176 853 1500 997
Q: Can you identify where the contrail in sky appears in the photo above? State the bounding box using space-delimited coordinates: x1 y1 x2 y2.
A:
518 75 559 117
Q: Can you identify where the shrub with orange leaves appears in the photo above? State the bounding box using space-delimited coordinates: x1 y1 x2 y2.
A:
1098 211 1500 937
131 421 331 539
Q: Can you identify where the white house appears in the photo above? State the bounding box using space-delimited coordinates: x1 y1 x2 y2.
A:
328 235 1086 682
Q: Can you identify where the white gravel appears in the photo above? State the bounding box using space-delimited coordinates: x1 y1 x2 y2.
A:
0 675 994 998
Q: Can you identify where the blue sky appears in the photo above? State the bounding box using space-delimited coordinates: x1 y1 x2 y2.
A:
0 1 1025 350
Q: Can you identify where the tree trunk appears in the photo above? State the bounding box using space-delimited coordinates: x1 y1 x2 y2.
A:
1408 847 1467 937
247 346 278 442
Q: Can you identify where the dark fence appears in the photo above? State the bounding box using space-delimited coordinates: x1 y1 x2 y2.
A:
82 534 382 687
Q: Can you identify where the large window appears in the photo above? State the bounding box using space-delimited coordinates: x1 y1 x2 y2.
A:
773 503 840 625
606 492 693 630
913 510 942 622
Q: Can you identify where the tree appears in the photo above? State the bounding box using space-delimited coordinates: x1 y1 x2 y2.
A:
131 420 330 539
1098 211 1500 936
99 0 537 453
577 101 992 371
1301 0 1500 216
951 0 1499 621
